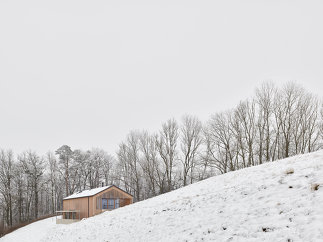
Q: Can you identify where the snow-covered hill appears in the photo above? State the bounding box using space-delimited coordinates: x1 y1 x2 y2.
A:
0 216 57 242
2 151 323 242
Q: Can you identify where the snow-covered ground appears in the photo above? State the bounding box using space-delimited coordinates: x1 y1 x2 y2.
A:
1 151 323 242
0 216 57 242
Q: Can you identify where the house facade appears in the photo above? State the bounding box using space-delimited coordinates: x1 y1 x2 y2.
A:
57 185 133 224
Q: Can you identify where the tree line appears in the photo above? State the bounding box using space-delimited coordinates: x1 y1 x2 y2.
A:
1 81 322 231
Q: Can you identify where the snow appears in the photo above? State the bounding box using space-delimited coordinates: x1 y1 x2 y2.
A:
1 151 323 242
64 186 112 200
0 217 57 242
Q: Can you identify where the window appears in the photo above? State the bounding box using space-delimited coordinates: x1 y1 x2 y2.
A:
102 198 108 209
102 198 120 209
65 212 72 219
108 199 114 209
115 199 120 208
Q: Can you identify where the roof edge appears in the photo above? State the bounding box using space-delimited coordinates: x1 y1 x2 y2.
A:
63 185 133 200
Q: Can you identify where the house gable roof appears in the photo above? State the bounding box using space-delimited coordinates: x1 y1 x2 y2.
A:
63 185 133 200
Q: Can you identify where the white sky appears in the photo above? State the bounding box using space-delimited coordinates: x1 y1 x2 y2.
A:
0 0 323 155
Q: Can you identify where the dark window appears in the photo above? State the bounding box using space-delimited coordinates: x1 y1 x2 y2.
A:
102 198 108 209
115 199 120 208
102 198 120 209
108 199 114 209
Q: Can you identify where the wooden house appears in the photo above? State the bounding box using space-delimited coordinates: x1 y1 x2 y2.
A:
56 185 133 224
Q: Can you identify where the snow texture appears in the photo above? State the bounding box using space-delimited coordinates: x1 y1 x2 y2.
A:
1 151 323 242
0 217 57 242
64 186 112 200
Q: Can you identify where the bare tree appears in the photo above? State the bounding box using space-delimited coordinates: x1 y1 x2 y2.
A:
255 81 276 162
117 132 143 201
13 162 25 223
0 150 14 227
274 82 304 158
139 132 160 196
126 132 142 201
204 112 236 173
234 100 257 167
156 119 179 192
46 152 59 214
180 115 202 186
292 93 320 154
101 152 116 187
55 145 73 196
19 151 45 219
72 149 89 191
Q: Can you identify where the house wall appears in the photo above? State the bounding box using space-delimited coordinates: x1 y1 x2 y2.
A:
89 196 94 217
63 186 133 219
92 186 133 216
63 197 89 219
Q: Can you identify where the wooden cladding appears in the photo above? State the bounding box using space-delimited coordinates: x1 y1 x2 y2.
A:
62 186 133 220
93 187 132 215
63 197 89 219
95 189 131 209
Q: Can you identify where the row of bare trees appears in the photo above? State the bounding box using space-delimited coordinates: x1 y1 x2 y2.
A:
116 116 208 201
0 151 46 230
0 147 116 233
1 82 322 232
203 82 322 174
116 82 323 200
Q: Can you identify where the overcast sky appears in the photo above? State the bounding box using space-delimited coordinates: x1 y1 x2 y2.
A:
0 0 323 155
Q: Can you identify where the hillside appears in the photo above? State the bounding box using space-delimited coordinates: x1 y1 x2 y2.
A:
2 151 323 242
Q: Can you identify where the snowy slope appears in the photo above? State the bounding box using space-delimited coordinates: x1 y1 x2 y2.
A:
0 217 57 242
2 151 323 242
